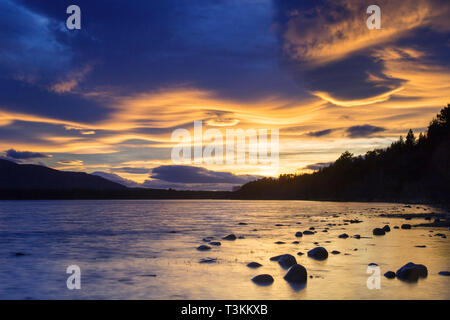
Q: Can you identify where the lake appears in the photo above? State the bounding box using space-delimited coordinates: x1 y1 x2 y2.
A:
0 200 448 299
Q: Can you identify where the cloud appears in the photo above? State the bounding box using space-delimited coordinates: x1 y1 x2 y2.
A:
150 165 262 184
304 162 334 170
57 160 83 166
114 167 151 174
50 66 92 94
307 129 335 137
346 125 386 138
91 171 140 188
274 0 449 105
5 148 50 159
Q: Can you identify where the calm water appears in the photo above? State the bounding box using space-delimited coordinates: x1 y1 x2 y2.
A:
0 200 448 300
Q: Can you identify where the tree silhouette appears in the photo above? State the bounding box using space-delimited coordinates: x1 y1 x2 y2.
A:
236 105 450 202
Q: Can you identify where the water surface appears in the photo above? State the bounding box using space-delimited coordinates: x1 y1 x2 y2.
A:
0 200 448 299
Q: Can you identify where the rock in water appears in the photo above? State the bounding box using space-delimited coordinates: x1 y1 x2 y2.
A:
338 233 349 239
270 255 283 261
384 271 396 279
396 262 428 282
247 262 262 268
252 274 274 285
278 254 297 269
283 264 307 284
295 231 303 237
382 225 391 232
373 228 385 236
197 245 211 251
401 224 412 229
222 234 237 240
307 247 328 260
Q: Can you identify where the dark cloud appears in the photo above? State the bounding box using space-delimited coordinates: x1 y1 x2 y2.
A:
150 165 262 184
304 162 334 170
114 167 151 174
273 0 447 102
346 125 386 138
5 149 50 160
91 172 140 188
307 129 335 137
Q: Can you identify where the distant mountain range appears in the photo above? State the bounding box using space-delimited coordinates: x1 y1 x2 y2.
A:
0 158 229 200
0 159 126 191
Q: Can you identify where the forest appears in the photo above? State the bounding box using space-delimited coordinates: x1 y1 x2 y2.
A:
235 105 450 202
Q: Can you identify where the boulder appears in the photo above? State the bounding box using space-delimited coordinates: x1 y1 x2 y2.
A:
251 274 274 285
210 241 221 246
401 224 411 230
307 247 328 260
270 255 283 261
283 264 308 284
353 234 361 239
278 254 297 269
438 271 450 276
303 230 314 235
373 228 385 236
382 225 391 232
331 250 341 255
295 231 303 237
384 271 396 279
223 234 237 240
338 233 349 239
247 262 262 268
396 262 428 282
197 245 211 251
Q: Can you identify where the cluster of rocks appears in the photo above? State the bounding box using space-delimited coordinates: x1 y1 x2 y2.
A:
252 254 308 286
373 225 391 235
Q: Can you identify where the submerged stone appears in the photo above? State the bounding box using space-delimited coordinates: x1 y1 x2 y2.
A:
247 262 262 268
283 264 307 284
307 247 328 260
222 234 237 240
251 274 274 285
373 228 385 236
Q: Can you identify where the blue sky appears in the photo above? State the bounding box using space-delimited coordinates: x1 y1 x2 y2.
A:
1 0 449 190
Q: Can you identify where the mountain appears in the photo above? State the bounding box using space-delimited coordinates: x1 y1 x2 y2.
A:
0 159 126 190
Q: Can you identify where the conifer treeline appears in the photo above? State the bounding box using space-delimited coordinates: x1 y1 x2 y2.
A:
235 105 450 202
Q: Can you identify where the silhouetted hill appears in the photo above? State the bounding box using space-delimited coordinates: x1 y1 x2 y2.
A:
235 105 450 203
0 159 231 200
0 159 126 191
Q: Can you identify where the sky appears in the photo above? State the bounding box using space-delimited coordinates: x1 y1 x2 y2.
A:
0 0 449 190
